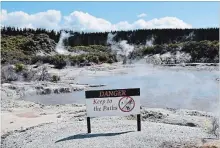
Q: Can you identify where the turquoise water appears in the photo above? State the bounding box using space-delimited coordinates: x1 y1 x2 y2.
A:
25 64 219 112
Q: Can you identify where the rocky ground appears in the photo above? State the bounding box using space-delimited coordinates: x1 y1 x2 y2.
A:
1 63 220 148
1 100 220 148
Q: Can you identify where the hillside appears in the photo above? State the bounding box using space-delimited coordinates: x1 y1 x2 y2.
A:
1 27 219 68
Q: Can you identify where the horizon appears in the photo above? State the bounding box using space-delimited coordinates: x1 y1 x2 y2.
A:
1 26 219 34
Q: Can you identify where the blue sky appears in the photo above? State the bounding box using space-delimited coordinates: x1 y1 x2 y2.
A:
1 1 219 31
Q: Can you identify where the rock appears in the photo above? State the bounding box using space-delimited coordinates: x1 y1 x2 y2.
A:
64 88 71 93
186 122 197 127
78 118 84 121
44 88 51 94
142 110 167 121
35 86 43 90
1 65 18 82
59 88 65 93
10 121 14 124
40 113 47 115
8 86 17 90
33 65 38 68
40 105 44 108
20 126 25 132
54 89 59 94
57 115 61 118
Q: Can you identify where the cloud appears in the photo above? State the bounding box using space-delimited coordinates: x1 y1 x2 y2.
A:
137 13 147 18
63 11 112 32
1 9 62 30
1 9 192 32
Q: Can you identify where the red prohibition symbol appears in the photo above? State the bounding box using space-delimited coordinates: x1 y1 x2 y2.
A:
118 96 135 112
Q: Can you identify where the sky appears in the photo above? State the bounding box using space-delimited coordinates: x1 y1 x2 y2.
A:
1 1 219 32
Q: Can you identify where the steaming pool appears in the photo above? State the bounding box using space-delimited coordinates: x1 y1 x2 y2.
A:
24 64 219 112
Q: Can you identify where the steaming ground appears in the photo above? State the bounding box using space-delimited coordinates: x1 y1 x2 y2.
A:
1 62 220 148
21 62 219 112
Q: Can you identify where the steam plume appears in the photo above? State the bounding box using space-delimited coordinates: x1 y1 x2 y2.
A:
55 31 72 55
107 33 134 63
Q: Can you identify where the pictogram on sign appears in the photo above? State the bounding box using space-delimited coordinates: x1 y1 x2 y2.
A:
118 96 135 112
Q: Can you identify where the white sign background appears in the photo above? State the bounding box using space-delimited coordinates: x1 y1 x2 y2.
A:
86 96 140 117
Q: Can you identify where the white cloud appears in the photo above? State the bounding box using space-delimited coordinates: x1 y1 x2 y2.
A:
63 11 112 32
1 9 62 30
1 9 192 32
137 13 147 18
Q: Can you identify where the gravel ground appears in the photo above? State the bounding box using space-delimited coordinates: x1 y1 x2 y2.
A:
1 116 215 148
1 104 219 148
1 63 219 148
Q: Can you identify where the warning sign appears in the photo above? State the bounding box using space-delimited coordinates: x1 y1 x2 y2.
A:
85 88 140 117
119 96 135 112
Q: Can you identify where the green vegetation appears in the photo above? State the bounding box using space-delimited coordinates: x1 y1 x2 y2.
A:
31 53 117 69
132 40 219 63
51 75 60 83
2 27 218 45
1 27 219 67
1 35 30 51
68 45 109 53
15 63 25 72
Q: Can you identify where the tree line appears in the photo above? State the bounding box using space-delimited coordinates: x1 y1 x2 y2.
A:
1 26 219 46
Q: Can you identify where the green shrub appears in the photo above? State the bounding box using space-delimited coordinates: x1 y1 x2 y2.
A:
30 52 117 68
51 55 67 69
87 55 99 63
51 75 60 82
1 50 31 64
1 36 30 52
15 63 25 72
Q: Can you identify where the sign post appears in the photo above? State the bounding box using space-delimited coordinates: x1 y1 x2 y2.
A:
137 114 141 131
87 117 91 133
85 88 141 133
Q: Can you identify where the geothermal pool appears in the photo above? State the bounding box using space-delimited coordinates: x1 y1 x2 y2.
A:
24 64 219 112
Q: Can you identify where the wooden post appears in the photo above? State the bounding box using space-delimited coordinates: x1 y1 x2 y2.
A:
137 114 141 131
87 117 91 133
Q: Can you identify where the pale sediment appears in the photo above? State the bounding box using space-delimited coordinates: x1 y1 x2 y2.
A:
1 63 219 148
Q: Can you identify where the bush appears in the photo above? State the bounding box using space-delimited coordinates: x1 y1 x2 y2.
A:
182 40 219 62
15 63 25 72
98 53 108 62
142 46 156 55
30 52 117 68
1 50 31 64
31 55 67 69
70 45 109 53
51 55 67 69
51 75 60 83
